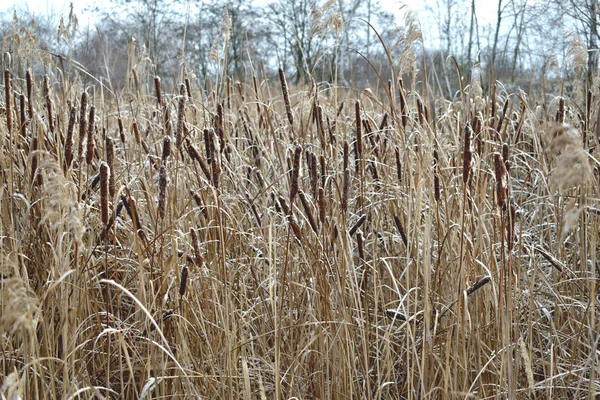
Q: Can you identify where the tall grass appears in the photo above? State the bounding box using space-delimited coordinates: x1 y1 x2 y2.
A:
0 19 599 400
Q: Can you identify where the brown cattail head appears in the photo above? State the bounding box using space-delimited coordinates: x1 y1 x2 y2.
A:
318 186 326 225
100 162 110 225
355 100 363 159
433 149 440 202
132 120 141 145
349 214 367 237
43 76 54 133
465 276 491 296
190 228 205 268
19 93 25 137
310 151 318 197
26 69 33 119
175 83 186 149
106 136 116 197
180 265 188 297
319 155 326 188
118 117 125 144
343 141 350 171
341 168 350 214
290 145 301 205
502 142 510 173
31 136 39 185
157 163 167 220
393 214 408 246
204 128 214 165
211 130 222 188
78 92 88 162
557 97 565 123
86 105 96 165
4 69 11 135
162 136 171 162
279 68 294 126
494 152 508 210
395 147 402 184
186 139 211 179
64 106 76 170
463 121 473 185
299 190 318 233
154 76 162 106
356 230 365 261
398 78 408 129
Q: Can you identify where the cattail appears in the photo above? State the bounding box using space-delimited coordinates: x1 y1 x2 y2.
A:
186 139 211 179
216 102 224 149
278 196 302 240
349 214 367 236
118 117 125 144
502 142 510 173
497 98 509 134
211 130 222 188
279 68 294 126
310 152 318 197
463 122 473 185
465 276 491 296
162 136 171 162
494 152 508 210
31 136 38 185
395 147 402 184
341 168 350 214
191 190 209 220
100 162 110 225
299 190 318 233
398 78 408 128
343 141 350 171
4 69 11 135
557 97 565 123
26 69 33 119
175 83 185 149
64 106 76 170
190 228 205 268
433 149 440 202
393 214 408 246
379 112 388 131
290 145 301 205
78 92 88 162
416 98 425 126
355 100 363 160
86 105 96 165
157 163 167 220
318 187 326 225
316 105 326 150
180 265 188 297
185 77 192 99
507 199 516 251
154 76 162 106
106 136 115 197
204 128 214 165
19 93 25 137
43 75 54 133
132 120 141 145
319 155 326 188
356 231 365 261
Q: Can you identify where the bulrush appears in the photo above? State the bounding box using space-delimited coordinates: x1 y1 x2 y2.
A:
157 163 167 220
162 136 171 163
180 266 188 297
494 152 508 210
341 168 350 214
106 137 116 197
290 145 301 205
279 67 294 126
154 76 163 106
299 190 318 233
433 149 440 202
43 76 54 133
64 106 76 170
175 83 185 149
100 161 110 225
78 92 87 163
190 228 205 268
26 69 33 119
86 106 96 165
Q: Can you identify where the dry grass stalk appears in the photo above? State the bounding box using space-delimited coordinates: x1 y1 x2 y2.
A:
78 92 87 162
4 69 11 135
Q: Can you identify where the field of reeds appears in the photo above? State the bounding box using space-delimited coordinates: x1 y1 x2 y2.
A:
1 17 599 400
